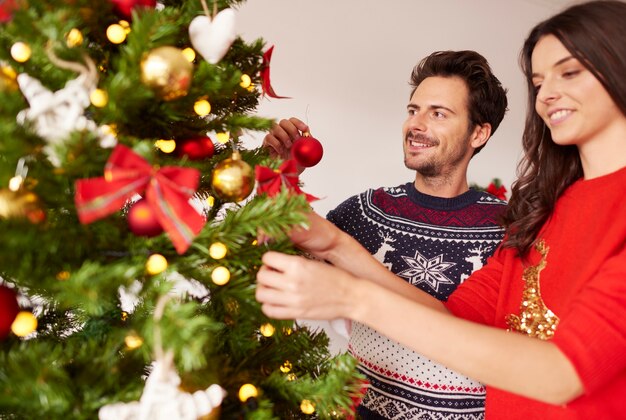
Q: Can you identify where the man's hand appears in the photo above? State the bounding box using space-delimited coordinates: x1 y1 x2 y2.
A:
263 117 310 173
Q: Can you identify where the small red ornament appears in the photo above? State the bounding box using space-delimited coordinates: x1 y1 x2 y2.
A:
0 285 19 340
0 0 18 23
127 198 163 237
177 137 215 160
486 179 507 200
291 135 323 167
109 0 156 19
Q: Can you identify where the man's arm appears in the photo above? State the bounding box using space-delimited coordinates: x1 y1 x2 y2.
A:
290 211 446 312
255 252 584 405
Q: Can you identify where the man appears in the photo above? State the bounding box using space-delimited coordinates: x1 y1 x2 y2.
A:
263 50 508 420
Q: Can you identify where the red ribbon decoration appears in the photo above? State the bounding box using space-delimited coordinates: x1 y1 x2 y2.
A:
260 45 290 99
486 181 507 200
74 144 205 254
0 0 18 23
255 159 317 202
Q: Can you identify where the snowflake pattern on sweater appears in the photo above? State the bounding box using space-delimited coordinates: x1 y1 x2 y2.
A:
326 183 506 420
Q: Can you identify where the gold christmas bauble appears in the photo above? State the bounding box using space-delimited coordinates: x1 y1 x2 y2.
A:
0 188 45 223
140 46 193 101
0 64 18 91
11 311 37 337
211 151 254 202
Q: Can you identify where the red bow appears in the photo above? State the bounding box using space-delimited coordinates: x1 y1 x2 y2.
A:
255 160 317 202
260 45 290 99
74 144 205 254
0 0 18 23
486 181 507 200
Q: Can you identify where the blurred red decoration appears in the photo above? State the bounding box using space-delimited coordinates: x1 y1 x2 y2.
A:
0 285 19 339
0 0 18 23
127 198 164 237
109 0 156 19
486 179 507 200
178 137 215 160
291 135 323 167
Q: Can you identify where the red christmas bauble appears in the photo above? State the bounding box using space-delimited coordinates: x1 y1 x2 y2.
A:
127 199 163 237
177 137 215 160
291 136 324 167
0 285 19 339
0 0 18 23
109 0 156 19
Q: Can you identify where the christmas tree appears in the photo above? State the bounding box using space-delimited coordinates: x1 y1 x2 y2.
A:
0 0 363 418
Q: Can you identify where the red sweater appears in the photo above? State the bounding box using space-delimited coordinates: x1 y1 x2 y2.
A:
446 165 626 419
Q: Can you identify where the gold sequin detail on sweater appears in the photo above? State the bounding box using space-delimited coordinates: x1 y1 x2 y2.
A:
506 240 560 340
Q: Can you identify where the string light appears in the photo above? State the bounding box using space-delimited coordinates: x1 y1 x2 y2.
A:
216 132 229 144
90 88 108 108
280 360 292 373
119 20 131 34
194 99 211 116
124 333 143 349
182 47 196 62
106 24 127 44
300 399 315 415
260 323 275 337
209 242 227 259
146 254 168 275
65 28 84 47
240 74 251 88
56 271 70 281
238 384 258 402
10 42 31 63
11 312 37 337
154 139 176 153
211 266 230 285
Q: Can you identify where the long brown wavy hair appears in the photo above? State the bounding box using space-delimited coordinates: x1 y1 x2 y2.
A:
501 0 626 258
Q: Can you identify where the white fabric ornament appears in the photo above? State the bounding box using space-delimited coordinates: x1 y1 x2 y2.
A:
16 57 116 166
98 355 226 420
189 8 237 64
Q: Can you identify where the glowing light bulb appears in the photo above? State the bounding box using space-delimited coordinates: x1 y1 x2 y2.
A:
11 312 37 337
209 242 227 259
155 139 176 153
146 254 168 275
260 323 275 337
240 74 251 88
107 24 127 44
238 384 258 402
194 99 211 116
211 266 230 285
11 42 31 63
90 88 108 108
182 47 196 62
300 399 315 415
125 333 143 349
216 132 230 144
65 28 84 47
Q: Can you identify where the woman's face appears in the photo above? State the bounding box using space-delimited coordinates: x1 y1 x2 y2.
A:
531 34 621 148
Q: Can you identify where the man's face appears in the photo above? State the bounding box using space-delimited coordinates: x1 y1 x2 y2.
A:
402 76 475 177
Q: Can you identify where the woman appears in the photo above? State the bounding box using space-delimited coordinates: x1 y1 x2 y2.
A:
255 1 626 418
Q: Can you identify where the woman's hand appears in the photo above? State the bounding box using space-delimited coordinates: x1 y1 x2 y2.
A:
255 251 357 320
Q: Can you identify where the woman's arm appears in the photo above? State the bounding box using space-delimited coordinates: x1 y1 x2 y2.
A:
256 252 584 405
289 211 446 311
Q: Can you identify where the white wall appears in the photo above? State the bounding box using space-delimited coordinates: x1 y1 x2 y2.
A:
237 0 570 217
235 0 570 353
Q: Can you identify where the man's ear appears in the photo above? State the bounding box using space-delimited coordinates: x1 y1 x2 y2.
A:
470 123 492 149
